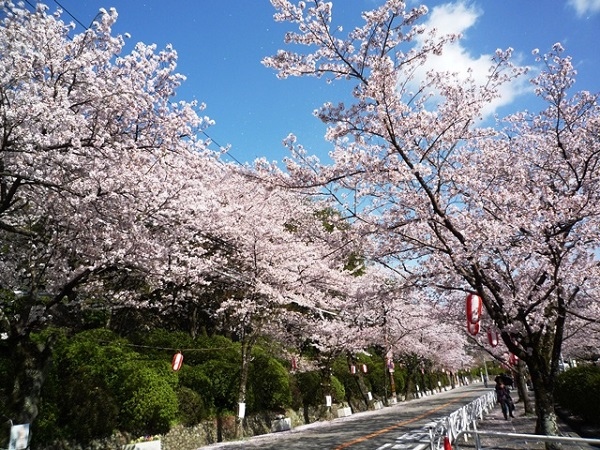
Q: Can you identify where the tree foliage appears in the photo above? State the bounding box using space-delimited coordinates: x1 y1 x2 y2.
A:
556 365 600 425
37 328 172 442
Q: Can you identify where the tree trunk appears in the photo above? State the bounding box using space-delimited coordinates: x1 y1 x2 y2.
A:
318 360 334 420
527 358 561 450
514 361 534 415
234 339 252 440
216 414 224 442
347 354 369 410
403 370 417 401
9 334 54 424
356 378 370 410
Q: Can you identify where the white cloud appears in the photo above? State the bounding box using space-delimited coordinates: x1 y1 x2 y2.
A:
568 0 600 17
408 2 530 119
426 1 479 36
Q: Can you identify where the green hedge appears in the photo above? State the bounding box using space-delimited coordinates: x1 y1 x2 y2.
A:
117 362 179 435
30 327 481 447
34 328 299 445
555 365 600 424
248 350 292 413
37 329 180 443
293 369 345 407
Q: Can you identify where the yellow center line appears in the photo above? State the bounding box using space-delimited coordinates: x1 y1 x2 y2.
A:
334 392 471 449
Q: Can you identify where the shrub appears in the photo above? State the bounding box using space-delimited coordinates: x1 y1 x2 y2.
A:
38 329 179 442
247 351 292 413
294 370 322 407
130 328 196 361
393 369 407 395
198 358 239 414
117 361 179 435
364 358 387 398
332 354 386 408
130 329 245 419
36 329 133 443
177 364 213 422
359 356 407 400
293 368 346 407
177 386 208 426
58 370 121 442
330 375 346 403
555 365 600 424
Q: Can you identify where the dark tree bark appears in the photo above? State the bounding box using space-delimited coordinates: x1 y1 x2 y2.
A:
8 334 55 424
514 360 534 415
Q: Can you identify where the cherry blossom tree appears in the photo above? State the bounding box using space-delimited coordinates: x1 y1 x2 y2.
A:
561 314 600 363
201 168 362 435
344 268 469 398
0 1 220 423
263 0 600 441
0 0 394 430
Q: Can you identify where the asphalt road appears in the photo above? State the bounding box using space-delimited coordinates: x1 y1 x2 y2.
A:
198 383 490 450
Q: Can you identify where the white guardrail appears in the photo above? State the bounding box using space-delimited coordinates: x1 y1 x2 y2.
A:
454 430 600 450
428 390 497 450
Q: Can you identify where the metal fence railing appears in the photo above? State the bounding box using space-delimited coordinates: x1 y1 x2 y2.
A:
427 390 600 449
453 430 600 449
427 390 497 450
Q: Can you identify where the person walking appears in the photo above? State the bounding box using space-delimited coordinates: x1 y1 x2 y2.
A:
495 379 515 420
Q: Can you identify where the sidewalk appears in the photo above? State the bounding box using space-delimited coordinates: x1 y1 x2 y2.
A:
455 396 598 449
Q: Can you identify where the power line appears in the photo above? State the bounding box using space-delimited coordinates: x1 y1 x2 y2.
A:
201 130 245 166
50 0 88 29
97 340 239 353
22 0 36 10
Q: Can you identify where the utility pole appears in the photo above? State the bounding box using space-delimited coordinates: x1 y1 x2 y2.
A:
482 355 490 388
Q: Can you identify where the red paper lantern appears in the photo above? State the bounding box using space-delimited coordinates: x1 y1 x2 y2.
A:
467 319 480 336
350 365 356 374
466 293 482 324
444 436 452 450
361 364 368 373
487 328 499 347
172 351 184 371
508 353 519 366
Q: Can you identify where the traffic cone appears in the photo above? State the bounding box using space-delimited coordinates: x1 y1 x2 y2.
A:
443 436 452 450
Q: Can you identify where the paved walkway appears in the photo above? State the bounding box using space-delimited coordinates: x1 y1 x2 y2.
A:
456 400 598 450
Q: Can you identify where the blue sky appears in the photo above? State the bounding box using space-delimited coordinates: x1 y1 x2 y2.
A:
47 0 600 164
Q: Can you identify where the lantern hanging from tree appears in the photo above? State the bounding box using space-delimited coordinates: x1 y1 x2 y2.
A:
466 293 482 324
172 351 184 371
487 328 499 347
466 319 480 336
